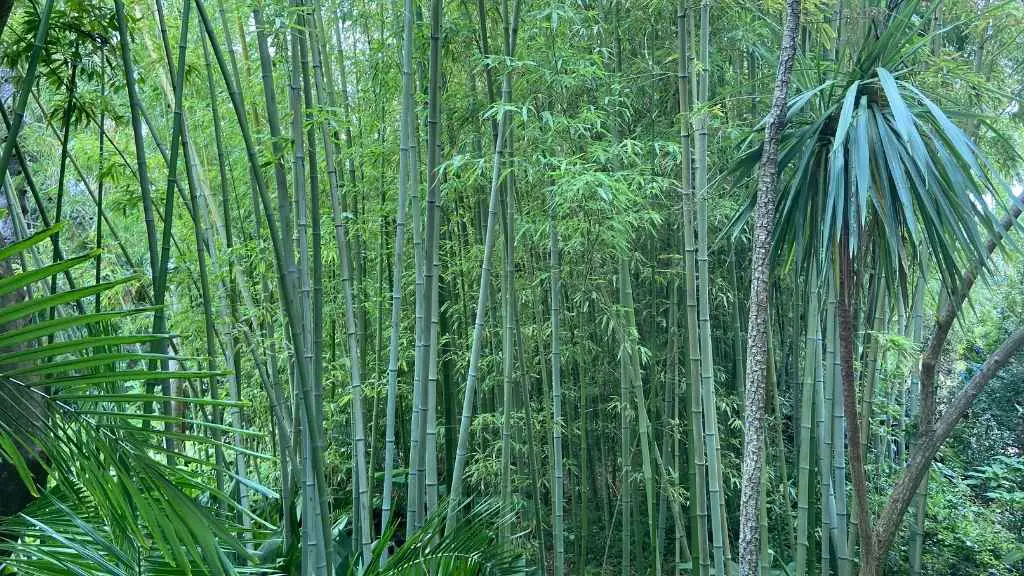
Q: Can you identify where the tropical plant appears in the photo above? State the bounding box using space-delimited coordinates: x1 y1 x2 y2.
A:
733 1 1020 573
0 226 248 574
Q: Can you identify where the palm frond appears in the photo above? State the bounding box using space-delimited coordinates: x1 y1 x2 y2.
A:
730 1 1003 299
366 498 527 576
0 227 257 575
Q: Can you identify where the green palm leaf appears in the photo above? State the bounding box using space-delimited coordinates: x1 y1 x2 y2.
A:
0 227 255 575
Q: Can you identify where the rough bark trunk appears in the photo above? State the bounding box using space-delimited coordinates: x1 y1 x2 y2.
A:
737 0 802 573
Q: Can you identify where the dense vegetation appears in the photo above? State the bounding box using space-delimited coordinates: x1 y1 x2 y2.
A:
0 0 1023 574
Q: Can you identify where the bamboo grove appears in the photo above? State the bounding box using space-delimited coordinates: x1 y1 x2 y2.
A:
1 0 1024 575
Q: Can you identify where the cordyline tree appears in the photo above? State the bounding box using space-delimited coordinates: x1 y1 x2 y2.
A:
735 2 1024 574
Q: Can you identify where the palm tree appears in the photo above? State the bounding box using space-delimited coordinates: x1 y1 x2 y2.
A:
734 2 1008 573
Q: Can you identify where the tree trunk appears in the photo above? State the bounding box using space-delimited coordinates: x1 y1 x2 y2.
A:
838 231 873 574
737 0 802 573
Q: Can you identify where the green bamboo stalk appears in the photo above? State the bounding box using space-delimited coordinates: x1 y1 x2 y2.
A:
831 312 851 576
859 271 882 475
499 106 516 543
200 19 251 539
823 273 850 574
408 0 442 527
796 268 820 576
329 10 367 368
48 65 76 330
621 256 661 576
665 281 679 575
864 293 886 462
579 363 591 575
514 302 548 571
381 0 415 551
668 280 693 574
425 241 441 514
770 325 796 560
618 260 633 576
849 266 878 559
303 14 325 507
731 259 745 397
659 281 674 572
423 0 453 520
693 2 728 573
287 5 328 571
677 1 710 572
146 3 190 444
186 100 224 512
819 283 835 576
114 0 161 419
95 77 105 312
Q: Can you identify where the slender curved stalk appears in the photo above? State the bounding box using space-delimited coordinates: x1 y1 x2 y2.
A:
499 141 516 543
907 260 928 576
114 0 160 419
0 0 54 201
199 22 251 540
832 316 851 576
693 1 728 573
445 0 520 535
621 256 660 575
820 284 837 575
95 78 104 312
444 70 510 538
48 65 76 332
